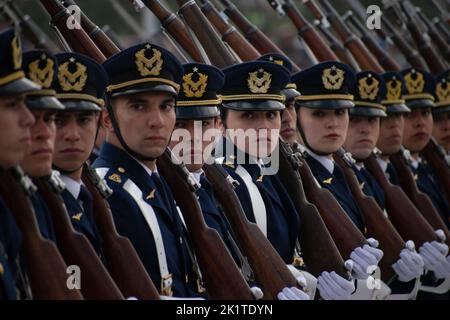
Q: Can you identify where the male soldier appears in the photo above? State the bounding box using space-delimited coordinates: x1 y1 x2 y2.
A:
343 71 424 299
20 49 66 242
399 68 450 298
432 70 450 153
52 52 105 255
291 62 385 297
93 43 211 298
0 28 39 299
215 60 361 300
257 54 300 145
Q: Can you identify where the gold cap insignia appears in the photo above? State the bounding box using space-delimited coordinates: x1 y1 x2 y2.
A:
108 173 122 183
11 36 22 70
248 68 272 93
28 56 54 88
135 44 163 77
358 74 380 100
58 58 88 92
72 212 83 221
386 79 402 100
322 177 333 184
274 59 284 66
404 70 424 94
118 167 125 173
182 67 208 98
322 65 344 90
436 79 450 103
146 189 156 200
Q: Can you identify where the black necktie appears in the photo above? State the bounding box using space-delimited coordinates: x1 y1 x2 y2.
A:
78 185 93 214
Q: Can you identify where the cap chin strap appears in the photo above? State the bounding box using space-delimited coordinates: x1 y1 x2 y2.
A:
296 116 332 156
106 101 156 162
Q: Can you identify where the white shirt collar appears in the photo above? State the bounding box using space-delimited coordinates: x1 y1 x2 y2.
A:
304 148 335 174
354 162 364 171
60 174 82 199
135 158 159 178
191 169 204 187
376 157 389 173
410 157 420 170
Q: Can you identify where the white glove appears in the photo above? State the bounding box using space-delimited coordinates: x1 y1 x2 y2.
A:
392 240 425 282
250 287 264 300
317 271 355 300
277 275 310 300
349 238 384 279
419 240 450 279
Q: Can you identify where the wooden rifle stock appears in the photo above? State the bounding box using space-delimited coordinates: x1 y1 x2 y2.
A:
158 149 253 299
60 0 121 58
39 0 106 63
278 0 337 62
381 16 428 70
0 168 83 300
421 139 450 224
389 150 450 247
278 141 349 279
294 146 367 260
203 162 299 300
314 0 383 72
344 11 401 72
363 153 437 247
81 165 160 300
198 0 260 61
34 174 124 299
333 150 404 282
176 0 236 68
141 0 204 62
313 21 360 71
218 0 300 71
398 1 447 74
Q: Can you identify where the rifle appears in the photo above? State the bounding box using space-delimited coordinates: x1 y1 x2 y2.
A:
397 1 447 74
158 149 253 299
81 164 161 300
34 173 124 299
294 146 367 261
343 11 401 72
59 0 121 58
363 152 437 247
312 0 384 72
380 15 428 71
108 0 148 41
203 162 300 299
39 0 106 63
433 17 450 43
218 0 301 72
333 149 404 283
421 138 450 226
138 0 204 62
198 0 260 61
175 0 236 68
416 8 450 64
0 167 83 300
389 148 450 247
0 0 60 52
269 0 337 62
278 140 349 279
300 0 359 69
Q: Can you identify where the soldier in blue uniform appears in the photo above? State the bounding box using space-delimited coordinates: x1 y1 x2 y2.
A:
51 52 105 255
343 71 425 298
432 70 450 153
20 49 67 243
0 28 40 299
375 72 411 185
291 62 385 290
214 60 361 300
399 68 450 298
93 43 205 298
168 63 239 262
257 54 301 145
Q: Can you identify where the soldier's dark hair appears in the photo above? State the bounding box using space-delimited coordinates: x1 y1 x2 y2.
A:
219 104 228 129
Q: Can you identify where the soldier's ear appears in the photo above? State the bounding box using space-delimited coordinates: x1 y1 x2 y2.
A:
101 108 114 133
